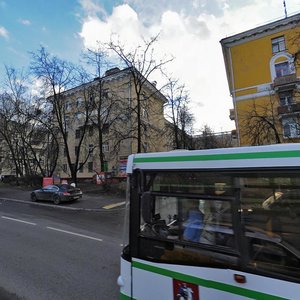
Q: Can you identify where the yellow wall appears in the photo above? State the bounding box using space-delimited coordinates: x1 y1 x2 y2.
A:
225 23 300 146
231 37 272 89
231 29 299 91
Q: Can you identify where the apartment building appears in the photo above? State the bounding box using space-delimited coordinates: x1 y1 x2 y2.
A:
221 13 300 146
56 67 168 180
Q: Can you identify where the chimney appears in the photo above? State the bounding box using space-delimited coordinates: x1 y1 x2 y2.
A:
105 67 120 76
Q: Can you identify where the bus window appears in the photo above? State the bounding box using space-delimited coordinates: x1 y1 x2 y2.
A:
247 236 300 279
148 172 234 196
240 173 300 279
139 193 236 266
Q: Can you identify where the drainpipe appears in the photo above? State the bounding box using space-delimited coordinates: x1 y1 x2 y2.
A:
128 76 132 154
228 48 241 146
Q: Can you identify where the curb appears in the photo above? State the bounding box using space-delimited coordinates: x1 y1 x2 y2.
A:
0 197 125 212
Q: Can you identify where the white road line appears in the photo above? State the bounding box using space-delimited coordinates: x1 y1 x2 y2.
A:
46 226 103 242
1 216 37 226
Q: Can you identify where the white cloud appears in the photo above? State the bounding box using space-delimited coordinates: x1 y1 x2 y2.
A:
19 19 31 26
0 26 9 39
79 0 107 18
80 4 145 50
79 0 300 132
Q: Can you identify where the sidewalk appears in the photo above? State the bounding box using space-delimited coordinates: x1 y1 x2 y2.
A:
0 185 126 211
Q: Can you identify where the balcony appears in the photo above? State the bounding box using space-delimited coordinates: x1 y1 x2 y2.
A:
273 73 298 91
277 103 300 115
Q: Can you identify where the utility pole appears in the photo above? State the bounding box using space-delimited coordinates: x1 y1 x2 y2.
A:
283 0 288 18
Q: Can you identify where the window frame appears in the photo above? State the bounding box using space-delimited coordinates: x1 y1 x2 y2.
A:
272 36 286 53
275 61 290 77
279 91 293 106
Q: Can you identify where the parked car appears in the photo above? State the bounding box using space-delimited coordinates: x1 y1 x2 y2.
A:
31 184 83 204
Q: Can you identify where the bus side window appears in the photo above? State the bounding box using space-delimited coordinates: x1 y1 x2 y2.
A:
247 237 300 279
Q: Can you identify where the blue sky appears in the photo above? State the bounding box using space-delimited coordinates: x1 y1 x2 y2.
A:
1 0 300 131
0 0 83 68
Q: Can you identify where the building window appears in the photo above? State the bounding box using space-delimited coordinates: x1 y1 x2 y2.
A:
143 142 148 152
102 143 109 152
88 144 94 154
141 108 148 119
270 52 295 81
272 36 285 53
75 112 83 120
65 101 71 110
75 129 81 139
76 97 83 107
65 115 70 125
279 91 293 106
275 61 290 77
79 163 84 173
283 118 300 138
102 123 109 134
89 126 93 136
88 162 93 173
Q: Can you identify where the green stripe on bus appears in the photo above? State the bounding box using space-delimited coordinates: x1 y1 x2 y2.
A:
132 261 288 300
133 150 300 164
120 292 134 300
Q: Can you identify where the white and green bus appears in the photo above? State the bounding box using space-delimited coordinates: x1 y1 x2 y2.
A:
118 144 300 299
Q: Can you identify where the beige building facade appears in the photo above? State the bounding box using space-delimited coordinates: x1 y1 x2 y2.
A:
55 67 168 180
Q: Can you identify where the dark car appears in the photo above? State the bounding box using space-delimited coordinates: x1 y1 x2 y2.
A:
31 184 83 204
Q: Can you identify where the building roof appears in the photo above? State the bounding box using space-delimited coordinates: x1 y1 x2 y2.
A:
59 67 167 103
220 12 300 46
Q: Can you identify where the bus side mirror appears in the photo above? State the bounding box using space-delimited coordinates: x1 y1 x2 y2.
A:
141 192 154 224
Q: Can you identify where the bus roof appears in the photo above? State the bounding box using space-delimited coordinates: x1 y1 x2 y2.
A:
126 143 300 174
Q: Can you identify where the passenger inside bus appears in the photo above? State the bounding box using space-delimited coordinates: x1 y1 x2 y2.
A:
183 204 204 242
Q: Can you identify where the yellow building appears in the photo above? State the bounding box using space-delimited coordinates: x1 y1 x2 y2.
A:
221 13 300 146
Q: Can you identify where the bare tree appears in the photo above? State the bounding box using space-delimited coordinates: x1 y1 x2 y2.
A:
0 66 59 181
240 96 282 145
163 77 195 149
82 47 126 173
108 34 173 153
30 47 92 184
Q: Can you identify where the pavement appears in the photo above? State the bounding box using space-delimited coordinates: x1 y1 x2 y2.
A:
0 184 126 211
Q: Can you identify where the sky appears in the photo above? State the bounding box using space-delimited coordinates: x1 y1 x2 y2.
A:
0 0 300 133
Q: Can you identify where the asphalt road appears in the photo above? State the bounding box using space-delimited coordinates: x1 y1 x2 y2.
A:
0 199 125 300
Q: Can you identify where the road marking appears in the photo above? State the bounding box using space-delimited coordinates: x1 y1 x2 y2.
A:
46 226 103 242
103 201 125 209
1 216 37 226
